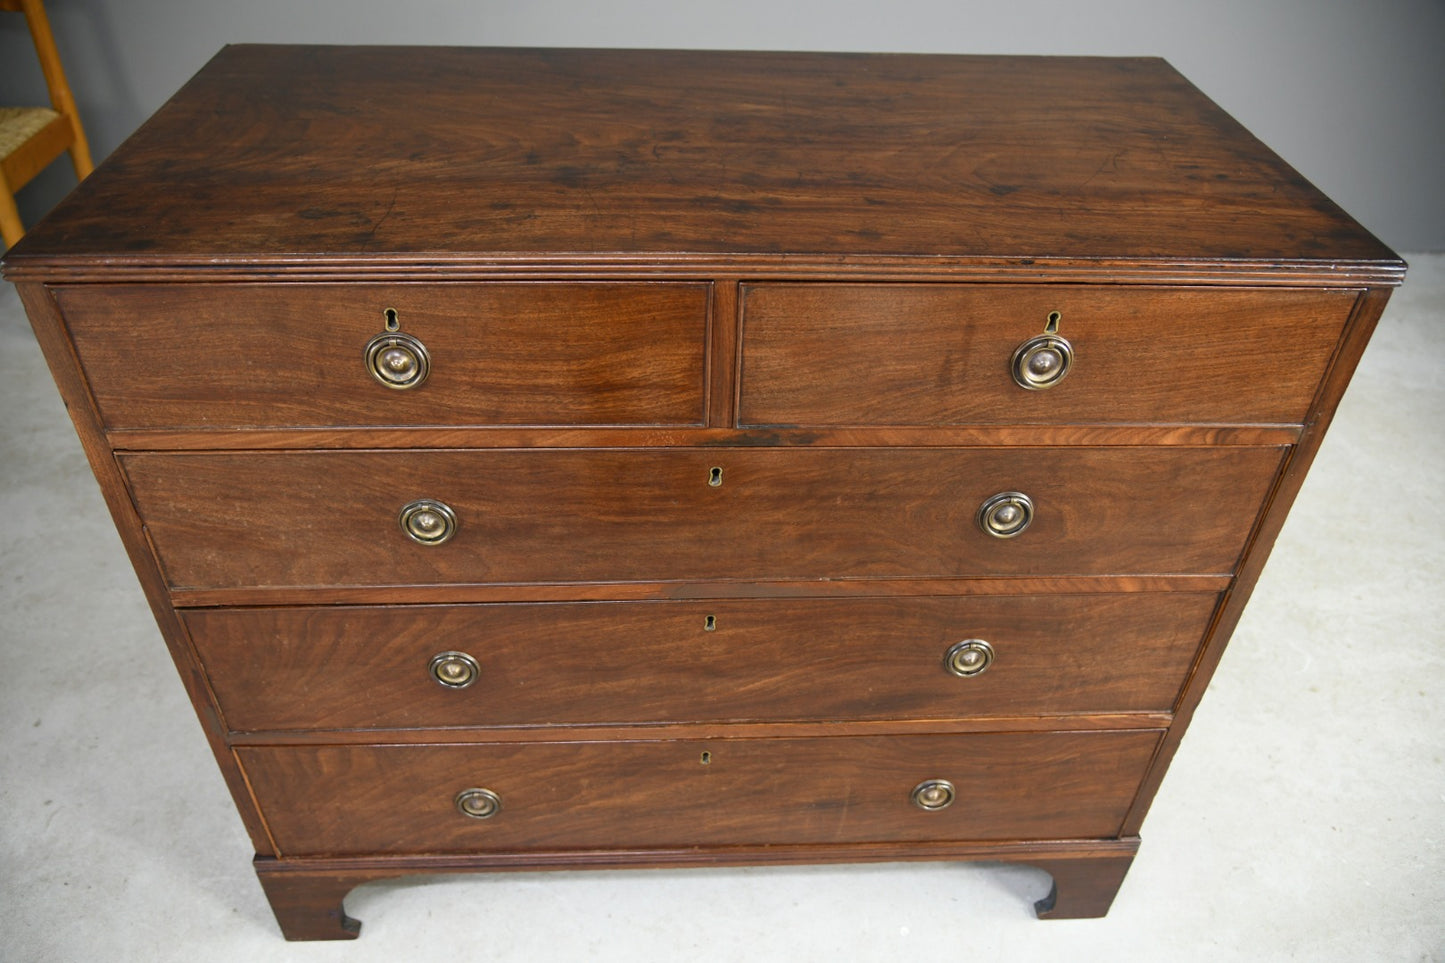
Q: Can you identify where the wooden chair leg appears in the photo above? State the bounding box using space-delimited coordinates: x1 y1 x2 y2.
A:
21 0 94 180
67 139 93 180
0 173 25 248
1022 852 1136 919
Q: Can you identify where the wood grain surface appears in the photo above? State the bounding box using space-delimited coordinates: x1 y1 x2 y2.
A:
184 593 1218 732
739 284 1356 426
121 446 1285 591
58 282 709 429
2 47 1399 270
237 730 1163 856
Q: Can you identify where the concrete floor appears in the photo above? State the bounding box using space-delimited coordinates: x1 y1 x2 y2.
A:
1 259 1442 962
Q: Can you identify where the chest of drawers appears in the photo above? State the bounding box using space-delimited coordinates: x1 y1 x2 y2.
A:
2 47 1404 940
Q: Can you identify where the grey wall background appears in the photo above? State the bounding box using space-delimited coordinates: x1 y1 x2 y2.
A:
3 0 1442 251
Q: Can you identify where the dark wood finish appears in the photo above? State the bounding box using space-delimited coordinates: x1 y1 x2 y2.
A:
705 279 739 427
105 423 1306 452
11 284 278 855
1119 284 1399 836
8 256 1404 287
183 593 1219 732
237 730 1162 856
1 47 1396 269
1024 852 1137 919
57 282 709 429
121 446 1283 590
252 836 1141 939
2 47 1403 937
254 863 364 941
739 285 1356 426
167 573 1232 612
226 715 1176 746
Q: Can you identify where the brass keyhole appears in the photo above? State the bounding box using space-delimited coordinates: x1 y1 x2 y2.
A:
704 615 717 632
708 466 723 487
384 307 400 331
700 751 712 765
1045 310 1061 333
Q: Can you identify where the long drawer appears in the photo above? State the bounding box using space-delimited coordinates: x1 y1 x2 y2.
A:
237 730 1164 856
56 282 710 429
739 284 1356 426
185 593 1218 732
122 446 1284 591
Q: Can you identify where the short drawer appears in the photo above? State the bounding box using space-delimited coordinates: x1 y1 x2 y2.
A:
185 593 1218 732
738 284 1356 426
237 730 1162 856
55 282 709 429
121 446 1284 591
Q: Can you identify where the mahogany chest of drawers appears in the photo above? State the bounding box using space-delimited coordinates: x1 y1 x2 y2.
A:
2 47 1404 940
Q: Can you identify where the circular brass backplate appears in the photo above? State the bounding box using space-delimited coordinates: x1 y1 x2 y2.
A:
429 651 480 688
911 779 956 811
454 787 502 819
977 491 1034 539
944 639 995 678
364 331 431 389
1010 333 1074 390
399 498 458 546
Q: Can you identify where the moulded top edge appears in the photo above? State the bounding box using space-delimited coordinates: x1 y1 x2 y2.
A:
0 253 1409 287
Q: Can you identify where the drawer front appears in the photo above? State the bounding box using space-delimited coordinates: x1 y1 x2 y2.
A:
123 446 1284 591
57 282 709 429
237 730 1163 856
185 593 1218 732
739 284 1355 426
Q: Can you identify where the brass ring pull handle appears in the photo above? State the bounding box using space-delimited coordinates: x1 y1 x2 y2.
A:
399 499 458 546
977 491 1034 538
429 651 480 688
911 779 956 811
454 788 502 819
364 331 430 389
1011 334 1073 389
944 639 994 677
1011 312 1073 390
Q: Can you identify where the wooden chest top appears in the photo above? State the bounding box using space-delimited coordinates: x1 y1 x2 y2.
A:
2 46 1401 278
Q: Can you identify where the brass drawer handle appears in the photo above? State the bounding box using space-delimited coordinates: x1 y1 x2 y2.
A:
429 651 480 688
977 491 1033 538
454 788 502 819
1011 310 1073 390
1011 333 1073 389
364 309 430 389
365 331 430 389
944 639 994 677
911 779 955 811
399 498 458 545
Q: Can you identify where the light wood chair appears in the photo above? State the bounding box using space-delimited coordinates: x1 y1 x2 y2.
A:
1 0 93 248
